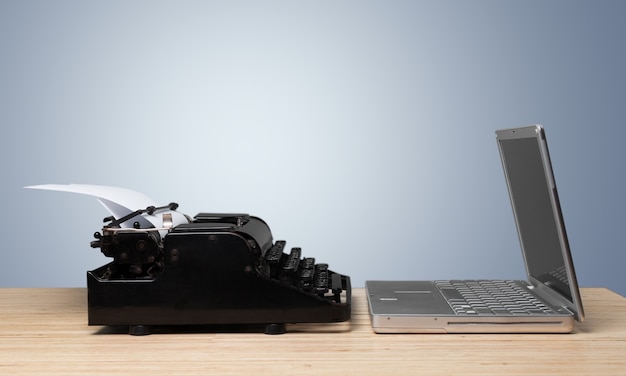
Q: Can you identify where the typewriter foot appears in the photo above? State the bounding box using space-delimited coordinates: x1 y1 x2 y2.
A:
264 323 286 335
129 325 151 336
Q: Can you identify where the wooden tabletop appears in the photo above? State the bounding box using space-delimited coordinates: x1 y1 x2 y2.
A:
1 287 625 375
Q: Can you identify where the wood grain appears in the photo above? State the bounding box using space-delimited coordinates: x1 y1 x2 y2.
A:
1 288 624 375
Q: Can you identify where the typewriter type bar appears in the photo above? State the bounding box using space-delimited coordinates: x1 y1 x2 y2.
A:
88 213 351 335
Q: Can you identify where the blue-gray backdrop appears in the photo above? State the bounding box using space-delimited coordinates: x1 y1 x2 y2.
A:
1 1 624 296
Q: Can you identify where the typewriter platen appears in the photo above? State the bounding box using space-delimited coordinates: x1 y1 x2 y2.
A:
88 209 351 335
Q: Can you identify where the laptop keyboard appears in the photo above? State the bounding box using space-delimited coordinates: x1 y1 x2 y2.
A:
435 280 558 316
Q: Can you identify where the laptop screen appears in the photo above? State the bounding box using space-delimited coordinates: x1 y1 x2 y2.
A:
497 127 576 303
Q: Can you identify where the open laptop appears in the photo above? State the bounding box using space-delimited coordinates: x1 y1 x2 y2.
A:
365 125 585 333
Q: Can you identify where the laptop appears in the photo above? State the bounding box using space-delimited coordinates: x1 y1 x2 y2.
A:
365 125 585 333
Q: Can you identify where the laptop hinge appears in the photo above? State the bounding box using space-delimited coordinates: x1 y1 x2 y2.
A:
527 276 577 316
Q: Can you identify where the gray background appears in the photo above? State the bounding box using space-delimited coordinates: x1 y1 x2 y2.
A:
1 1 624 296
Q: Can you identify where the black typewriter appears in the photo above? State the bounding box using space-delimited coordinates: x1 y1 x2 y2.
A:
88 209 351 335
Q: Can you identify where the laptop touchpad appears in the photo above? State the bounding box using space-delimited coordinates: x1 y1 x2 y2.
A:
371 282 454 314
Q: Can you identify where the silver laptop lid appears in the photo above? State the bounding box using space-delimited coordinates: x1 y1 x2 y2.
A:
496 125 584 321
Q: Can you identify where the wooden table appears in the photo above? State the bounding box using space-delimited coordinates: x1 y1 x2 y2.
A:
1 288 625 375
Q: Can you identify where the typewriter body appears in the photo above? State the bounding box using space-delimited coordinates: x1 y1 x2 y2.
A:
89 210 351 335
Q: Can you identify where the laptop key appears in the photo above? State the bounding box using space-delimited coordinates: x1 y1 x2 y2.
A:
438 288 464 301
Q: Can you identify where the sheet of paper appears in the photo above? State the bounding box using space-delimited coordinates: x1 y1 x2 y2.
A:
25 184 190 231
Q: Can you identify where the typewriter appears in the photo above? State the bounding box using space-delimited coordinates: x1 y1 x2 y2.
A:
26 184 351 335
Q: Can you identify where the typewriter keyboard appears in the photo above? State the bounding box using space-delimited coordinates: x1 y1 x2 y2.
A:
265 240 345 303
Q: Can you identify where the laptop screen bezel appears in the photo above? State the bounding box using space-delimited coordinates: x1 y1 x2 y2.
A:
496 125 584 322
